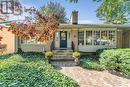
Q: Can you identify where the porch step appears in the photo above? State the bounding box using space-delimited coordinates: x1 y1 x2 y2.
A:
51 60 77 67
52 49 73 60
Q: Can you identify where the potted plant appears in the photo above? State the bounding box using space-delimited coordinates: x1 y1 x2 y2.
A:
72 52 80 65
45 51 53 63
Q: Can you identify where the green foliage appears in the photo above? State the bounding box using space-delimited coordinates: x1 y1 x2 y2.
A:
79 56 104 71
40 2 68 23
0 53 15 60
45 51 53 59
94 0 130 24
72 52 80 58
0 53 79 87
99 49 130 76
17 48 23 54
96 48 108 56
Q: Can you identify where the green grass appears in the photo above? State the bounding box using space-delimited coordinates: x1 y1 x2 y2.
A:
0 52 79 87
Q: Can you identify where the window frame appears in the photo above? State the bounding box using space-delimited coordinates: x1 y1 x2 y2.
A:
78 29 117 47
21 37 43 45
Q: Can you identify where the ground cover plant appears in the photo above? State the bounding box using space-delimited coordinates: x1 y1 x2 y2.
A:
0 52 79 87
79 55 104 71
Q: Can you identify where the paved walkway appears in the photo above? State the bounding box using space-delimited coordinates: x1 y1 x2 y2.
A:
52 61 130 87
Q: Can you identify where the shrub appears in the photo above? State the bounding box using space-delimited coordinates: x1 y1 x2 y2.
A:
96 48 108 56
45 51 53 59
100 49 130 76
17 48 23 54
79 56 104 71
73 52 80 58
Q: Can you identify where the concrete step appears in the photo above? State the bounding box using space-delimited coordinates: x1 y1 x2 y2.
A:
53 50 73 55
52 55 73 60
51 61 77 67
52 49 73 60
53 50 73 53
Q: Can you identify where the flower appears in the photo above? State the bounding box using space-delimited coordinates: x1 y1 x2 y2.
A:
72 52 80 58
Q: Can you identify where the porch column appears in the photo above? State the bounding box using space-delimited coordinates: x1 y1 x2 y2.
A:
71 29 78 51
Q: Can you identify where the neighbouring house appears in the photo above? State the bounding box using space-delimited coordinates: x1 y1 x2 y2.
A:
0 11 130 55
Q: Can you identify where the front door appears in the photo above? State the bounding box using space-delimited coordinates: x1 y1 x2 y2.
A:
60 31 67 48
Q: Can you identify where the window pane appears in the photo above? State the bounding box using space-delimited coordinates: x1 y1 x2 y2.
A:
26 38 36 44
21 37 42 44
101 31 108 45
108 31 116 46
86 31 92 45
93 31 100 45
78 31 84 45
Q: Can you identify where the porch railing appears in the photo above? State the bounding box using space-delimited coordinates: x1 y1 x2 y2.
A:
71 41 75 52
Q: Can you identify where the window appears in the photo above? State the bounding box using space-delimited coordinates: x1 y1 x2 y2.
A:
21 37 42 44
93 31 100 45
86 31 92 45
78 31 84 45
108 31 116 46
78 30 116 47
101 31 108 45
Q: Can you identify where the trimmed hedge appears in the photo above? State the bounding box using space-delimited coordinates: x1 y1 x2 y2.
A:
81 48 130 77
99 49 130 76
0 53 79 87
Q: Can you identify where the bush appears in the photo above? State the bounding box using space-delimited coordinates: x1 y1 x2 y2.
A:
45 51 53 59
79 56 104 71
100 49 130 76
0 53 79 87
96 48 108 56
72 52 80 58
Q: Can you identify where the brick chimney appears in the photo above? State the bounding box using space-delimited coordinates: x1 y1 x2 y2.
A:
71 10 78 24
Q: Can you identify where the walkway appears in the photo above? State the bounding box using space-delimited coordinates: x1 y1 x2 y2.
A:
52 61 130 87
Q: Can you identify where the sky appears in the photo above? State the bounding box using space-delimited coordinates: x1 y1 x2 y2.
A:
11 0 103 24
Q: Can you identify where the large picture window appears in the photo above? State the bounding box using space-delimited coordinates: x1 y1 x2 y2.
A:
78 30 116 47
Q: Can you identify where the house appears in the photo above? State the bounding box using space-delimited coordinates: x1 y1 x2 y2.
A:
0 11 130 55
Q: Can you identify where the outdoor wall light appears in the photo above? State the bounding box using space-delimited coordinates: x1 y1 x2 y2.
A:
74 35 76 38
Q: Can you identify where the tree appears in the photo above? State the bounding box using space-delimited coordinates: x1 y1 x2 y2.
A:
40 2 68 23
0 13 59 45
94 0 130 24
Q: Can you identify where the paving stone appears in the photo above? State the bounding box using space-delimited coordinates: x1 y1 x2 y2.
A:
58 66 130 87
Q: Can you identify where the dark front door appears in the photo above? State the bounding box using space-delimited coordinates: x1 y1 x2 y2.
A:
60 31 67 48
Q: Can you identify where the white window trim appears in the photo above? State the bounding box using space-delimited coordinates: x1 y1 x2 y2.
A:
78 29 117 47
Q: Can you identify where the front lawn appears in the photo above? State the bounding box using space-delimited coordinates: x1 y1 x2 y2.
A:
0 52 79 87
